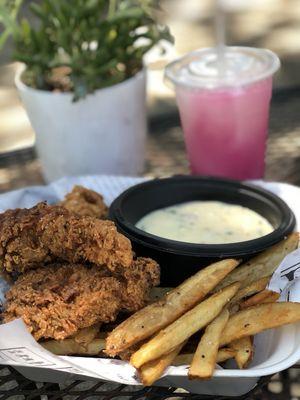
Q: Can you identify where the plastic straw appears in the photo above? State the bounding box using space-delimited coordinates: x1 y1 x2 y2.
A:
215 0 226 78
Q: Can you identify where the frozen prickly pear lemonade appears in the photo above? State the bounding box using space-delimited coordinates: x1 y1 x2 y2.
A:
165 47 280 180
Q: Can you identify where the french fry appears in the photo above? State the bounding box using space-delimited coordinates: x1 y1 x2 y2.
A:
138 342 185 386
228 303 240 315
261 291 280 304
220 302 300 346
214 233 299 292
106 259 240 356
130 282 240 369
172 353 193 366
41 338 105 355
73 324 101 345
118 341 147 361
188 309 229 380
216 348 237 363
172 348 236 366
230 277 270 306
229 336 253 369
240 290 279 309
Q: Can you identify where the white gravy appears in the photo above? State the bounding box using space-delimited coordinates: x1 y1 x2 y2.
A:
136 201 273 244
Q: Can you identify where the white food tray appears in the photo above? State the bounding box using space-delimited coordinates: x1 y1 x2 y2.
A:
0 175 300 397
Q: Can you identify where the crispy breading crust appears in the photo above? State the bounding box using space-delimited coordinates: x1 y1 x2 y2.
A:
3 259 160 341
0 203 132 275
0 204 53 274
37 206 132 273
60 185 108 219
123 257 160 312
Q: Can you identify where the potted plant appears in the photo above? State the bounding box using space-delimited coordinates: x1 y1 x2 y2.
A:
0 0 172 181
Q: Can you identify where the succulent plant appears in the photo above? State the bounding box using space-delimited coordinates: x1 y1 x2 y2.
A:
0 0 173 100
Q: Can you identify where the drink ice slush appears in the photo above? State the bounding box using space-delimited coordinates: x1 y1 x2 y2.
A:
165 47 280 180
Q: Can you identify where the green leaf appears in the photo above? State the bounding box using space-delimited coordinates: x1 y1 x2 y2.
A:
29 3 46 20
0 29 10 49
3 0 173 101
108 5 148 23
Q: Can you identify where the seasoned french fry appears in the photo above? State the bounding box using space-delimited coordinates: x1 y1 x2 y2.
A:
188 309 229 380
73 324 101 345
228 303 240 315
118 341 148 361
261 291 280 304
240 289 272 308
229 336 253 369
41 338 105 355
139 343 185 386
172 348 236 366
240 290 279 309
130 282 240 369
221 302 300 346
216 348 237 363
230 277 270 306
106 259 240 356
172 353 193 366
214 233 299 292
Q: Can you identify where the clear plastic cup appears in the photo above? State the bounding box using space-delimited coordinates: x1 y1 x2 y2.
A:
165 47 280 180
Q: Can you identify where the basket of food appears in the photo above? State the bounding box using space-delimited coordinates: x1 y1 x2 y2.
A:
1 175 300 397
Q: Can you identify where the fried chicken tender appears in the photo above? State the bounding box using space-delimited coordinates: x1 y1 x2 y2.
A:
37 205 132 274
3 259 160 341
122 257 160 312
60 185 108 219
0 203 132 275
0 205 53 274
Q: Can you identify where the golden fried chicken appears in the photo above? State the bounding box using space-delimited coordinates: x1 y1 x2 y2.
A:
60 185 108 219
0 205 53 274
37 205 132 274
3 259 160 341
0 203 132 275
122 257 160 311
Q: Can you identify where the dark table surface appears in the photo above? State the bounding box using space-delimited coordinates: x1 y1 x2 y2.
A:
1 88 300 399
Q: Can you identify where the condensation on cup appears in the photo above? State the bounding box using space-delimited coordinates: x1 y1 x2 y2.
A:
165 47 280 180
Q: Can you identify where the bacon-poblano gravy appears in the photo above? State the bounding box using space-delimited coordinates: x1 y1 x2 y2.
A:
136 201 273 244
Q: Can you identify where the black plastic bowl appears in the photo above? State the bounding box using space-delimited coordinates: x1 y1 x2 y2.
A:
109 176 296 286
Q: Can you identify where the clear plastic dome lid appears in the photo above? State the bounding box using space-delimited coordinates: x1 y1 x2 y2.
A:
165 47 280 89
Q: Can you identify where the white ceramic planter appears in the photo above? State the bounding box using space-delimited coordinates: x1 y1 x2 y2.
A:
15 68 147 182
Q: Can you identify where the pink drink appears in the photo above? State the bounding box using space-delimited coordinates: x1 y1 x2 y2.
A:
165 47 280 180
176 78 272 179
